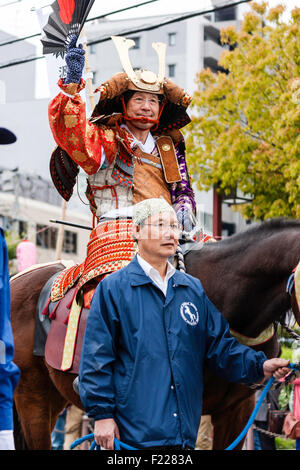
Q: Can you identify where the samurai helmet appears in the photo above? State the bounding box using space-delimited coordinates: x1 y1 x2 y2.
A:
92 36 192 133
111 36 166 94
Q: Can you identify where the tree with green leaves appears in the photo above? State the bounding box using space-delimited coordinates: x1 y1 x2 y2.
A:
186 2 300 220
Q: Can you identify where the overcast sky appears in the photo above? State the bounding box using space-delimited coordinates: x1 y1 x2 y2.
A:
0 0 298 39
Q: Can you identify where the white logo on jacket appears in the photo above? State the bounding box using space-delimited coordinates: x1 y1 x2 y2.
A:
180 302 199 326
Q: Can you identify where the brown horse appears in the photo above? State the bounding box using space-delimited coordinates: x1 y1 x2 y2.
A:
10 218 300 450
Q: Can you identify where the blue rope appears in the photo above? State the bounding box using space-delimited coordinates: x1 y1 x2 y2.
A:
70 363 299 451
114 439 137 450
225 362 298 450
225 376 275 450
69 432 94 450
69 435 137 450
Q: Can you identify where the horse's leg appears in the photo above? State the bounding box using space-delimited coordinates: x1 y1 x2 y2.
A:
14 357 67 450
211 391 255 450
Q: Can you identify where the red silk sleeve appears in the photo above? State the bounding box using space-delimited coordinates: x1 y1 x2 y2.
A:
48 79 118 174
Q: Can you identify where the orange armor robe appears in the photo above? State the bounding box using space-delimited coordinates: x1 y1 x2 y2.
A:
48 79 195 304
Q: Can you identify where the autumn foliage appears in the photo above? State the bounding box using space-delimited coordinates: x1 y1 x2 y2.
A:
185 2 300 220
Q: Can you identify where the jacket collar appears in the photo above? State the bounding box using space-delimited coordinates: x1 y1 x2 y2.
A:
128 255 190 287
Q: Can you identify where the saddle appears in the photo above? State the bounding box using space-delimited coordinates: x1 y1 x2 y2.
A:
44 286 90 374
34 271 88 374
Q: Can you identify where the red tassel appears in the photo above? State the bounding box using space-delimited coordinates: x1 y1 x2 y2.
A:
66 295 75 309
63 312 70 325
63 303 82 325
41 297 51 317
49 300 61 320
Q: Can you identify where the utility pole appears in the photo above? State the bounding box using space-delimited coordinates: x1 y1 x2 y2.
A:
55 199 67 259
213 186 222 240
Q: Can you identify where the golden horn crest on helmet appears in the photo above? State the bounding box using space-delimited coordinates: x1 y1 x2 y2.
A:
111 35 166 93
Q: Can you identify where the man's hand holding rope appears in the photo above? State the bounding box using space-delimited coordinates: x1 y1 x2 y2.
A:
263 358 290 380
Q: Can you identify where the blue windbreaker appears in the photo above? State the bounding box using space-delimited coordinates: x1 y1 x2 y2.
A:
0 228 20 430
79 256 266 449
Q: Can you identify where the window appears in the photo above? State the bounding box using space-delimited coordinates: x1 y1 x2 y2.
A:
36 225 57 250
203 26 221 45
18 220 28 238
203 213 213 234
90 44 96 54
168 64 176 78
168 33 176 46
63 230 77 254
222 222 236 237
131 37 140 49
92 71 97 85
36 225 77 254
215 6 236 22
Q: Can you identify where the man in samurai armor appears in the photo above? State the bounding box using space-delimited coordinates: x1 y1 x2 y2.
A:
48 34 197 305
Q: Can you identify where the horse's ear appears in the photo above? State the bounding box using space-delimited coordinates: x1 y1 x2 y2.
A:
50 146 79 201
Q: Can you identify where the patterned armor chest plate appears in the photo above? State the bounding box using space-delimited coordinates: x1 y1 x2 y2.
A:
87 143 171 218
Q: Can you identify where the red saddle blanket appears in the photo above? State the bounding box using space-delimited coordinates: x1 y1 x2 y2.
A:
45 286 89 375
50 219 136 304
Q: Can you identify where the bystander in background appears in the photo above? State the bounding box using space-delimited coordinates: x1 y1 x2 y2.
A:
0 127 20 450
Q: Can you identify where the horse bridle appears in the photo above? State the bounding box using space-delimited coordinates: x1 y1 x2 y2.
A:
286 267 296 296
281 266 300 342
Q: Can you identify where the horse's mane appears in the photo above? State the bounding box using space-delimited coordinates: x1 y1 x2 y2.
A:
223 218 300 242
202 218 300 254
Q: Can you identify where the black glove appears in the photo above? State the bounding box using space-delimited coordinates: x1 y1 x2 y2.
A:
65 35 85 84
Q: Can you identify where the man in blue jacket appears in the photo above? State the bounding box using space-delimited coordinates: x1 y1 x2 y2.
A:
0 127 20 450
79 198 290 450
